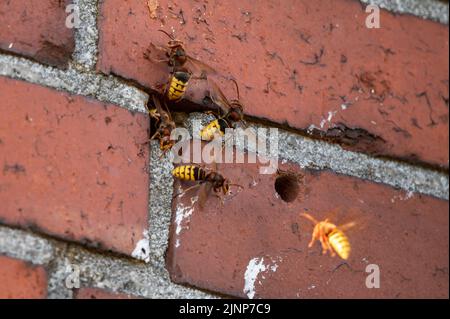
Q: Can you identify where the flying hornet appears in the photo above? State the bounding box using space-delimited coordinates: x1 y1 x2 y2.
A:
172 163 243 209
300 212 356 260
144 30 217 103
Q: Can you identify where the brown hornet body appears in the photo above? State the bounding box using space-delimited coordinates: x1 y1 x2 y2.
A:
172 165 231 194
148 95 176 153
201 79 245 140
146 30 216 102
300 213 352 260
172 164 243 208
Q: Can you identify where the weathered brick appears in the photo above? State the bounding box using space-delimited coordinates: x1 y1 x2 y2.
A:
0 76 150 256
0 255 47 298
74 287 138 299
167 153 449 298
98 0 449 168
0 0 75 68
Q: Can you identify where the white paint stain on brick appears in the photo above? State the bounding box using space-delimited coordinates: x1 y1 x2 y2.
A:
390 190 414 203
327 111 337 122
319 110 338 129
131 230 150 263
319 118 327 129
243 256 281 299
174 196 198 248
250 179 258 188
307 124 318 134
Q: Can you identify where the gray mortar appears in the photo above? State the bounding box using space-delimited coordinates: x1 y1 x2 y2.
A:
186 112 449 200
47 253 75 299
0 226 54 264
0 54 148 113
55 244 214 298
361 0 449 24
0 226 215 298
72 0 99 69
148 141 176 271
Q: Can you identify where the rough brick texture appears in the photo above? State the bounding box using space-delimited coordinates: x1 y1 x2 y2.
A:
98 0 449 168
167 151 449 298
0 76 150 256
0 255 47 298
74 287 138 299
0 0 75 68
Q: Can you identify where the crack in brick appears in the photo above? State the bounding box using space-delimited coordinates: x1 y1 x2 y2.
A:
299 46 325 67
309 123 386 150
35 39 74 69
3 163 26 175
416 91 438 127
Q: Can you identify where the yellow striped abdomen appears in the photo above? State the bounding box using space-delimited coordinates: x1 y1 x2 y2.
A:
328 229 351 260
167 72 190 102
200 118 230 141
200 119 224 140
172 165 205 182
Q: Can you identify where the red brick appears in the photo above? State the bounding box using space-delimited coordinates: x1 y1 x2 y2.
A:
98 0 449 168
0 255 47 298
74 287 138 299
166 152 449 298
0 0 75 68
0 76 150 256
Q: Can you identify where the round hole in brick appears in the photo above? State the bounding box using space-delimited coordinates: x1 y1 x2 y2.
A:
275 174 299 202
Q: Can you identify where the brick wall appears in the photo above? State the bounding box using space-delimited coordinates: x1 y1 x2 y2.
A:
0 0 448 299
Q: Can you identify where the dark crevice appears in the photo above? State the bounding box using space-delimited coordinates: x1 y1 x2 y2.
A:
275 173 300 202
102 71 448 173
35 39 74 69
0 47 70 70
311 122 386 146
